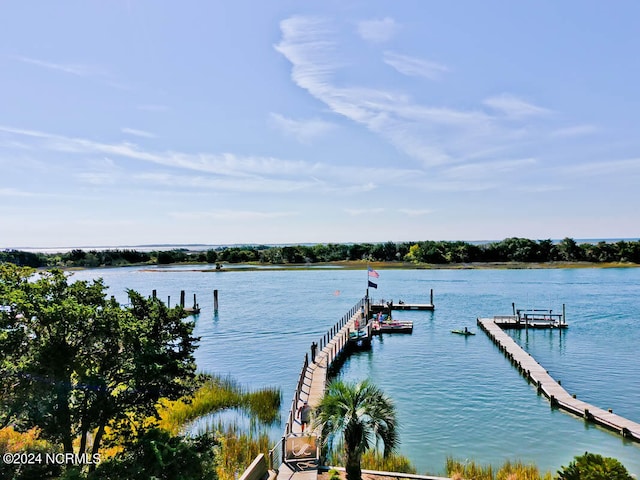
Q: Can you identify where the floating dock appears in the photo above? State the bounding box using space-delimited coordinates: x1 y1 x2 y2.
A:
391 303 434 311
370 289 435 312
478 317 640 442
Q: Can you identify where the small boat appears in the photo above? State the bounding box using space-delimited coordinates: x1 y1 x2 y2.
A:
379 320 413 333
372 312 413 334
451 329 475 336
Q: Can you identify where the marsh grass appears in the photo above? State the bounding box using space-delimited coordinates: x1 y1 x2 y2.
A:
446 457 553 480
153 374 280 480
326 447 417 474
213 421 273 480
361 450 417 473
158 373 281 435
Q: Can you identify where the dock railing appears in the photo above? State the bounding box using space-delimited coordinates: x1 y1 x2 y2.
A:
268 297 367 473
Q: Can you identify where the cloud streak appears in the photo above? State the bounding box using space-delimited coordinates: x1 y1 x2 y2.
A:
483 94 551 118
122 128 157 139
275 16 554 169
15 56 106 77
0 125 427 196
269 113 335 143
384 51 449 80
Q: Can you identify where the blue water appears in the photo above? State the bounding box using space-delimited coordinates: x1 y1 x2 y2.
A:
70 266 640 476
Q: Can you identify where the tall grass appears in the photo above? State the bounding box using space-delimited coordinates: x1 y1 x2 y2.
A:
154 374 281 480
361 450 417 473
213 421 273 480
326 448 417 474
158 373 281 435
446 457 553 480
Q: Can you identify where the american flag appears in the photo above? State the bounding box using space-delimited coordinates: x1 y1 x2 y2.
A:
368 267 379 278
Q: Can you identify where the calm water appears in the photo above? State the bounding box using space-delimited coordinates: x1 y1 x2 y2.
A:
71 266 640 476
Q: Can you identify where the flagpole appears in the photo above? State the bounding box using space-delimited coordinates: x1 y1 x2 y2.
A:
366 260 369 299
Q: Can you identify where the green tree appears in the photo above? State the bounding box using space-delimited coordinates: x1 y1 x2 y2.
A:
557 237 583 261
0 265 198 467
557 452 633 480
314 379 398 480
89 428 218 480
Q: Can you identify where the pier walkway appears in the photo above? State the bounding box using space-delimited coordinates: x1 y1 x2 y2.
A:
272 299 368 480
478 317 640 442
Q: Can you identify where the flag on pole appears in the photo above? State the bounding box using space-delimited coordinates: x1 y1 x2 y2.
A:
368 267 379 278
368 280 377 289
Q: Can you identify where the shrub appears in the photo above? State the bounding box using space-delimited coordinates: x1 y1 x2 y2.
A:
557 452 633 480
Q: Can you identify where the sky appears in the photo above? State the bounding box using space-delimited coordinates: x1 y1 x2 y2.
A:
1 1 640 249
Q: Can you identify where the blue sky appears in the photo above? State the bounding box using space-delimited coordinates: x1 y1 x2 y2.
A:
1 1 639 248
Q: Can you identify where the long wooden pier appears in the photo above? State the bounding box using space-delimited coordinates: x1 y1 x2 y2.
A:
478 317 640 442
271 298 369 480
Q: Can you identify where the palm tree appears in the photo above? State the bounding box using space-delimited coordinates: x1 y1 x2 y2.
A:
314 379 398 480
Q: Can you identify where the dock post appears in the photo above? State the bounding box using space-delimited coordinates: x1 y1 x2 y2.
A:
562 304 566 325
430 289 433 305
180 290 185 308
213 290 219 311
193 293 197 309
152 289 157 299
168 296 171 308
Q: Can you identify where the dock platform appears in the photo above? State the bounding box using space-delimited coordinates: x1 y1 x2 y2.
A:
478 317 640 442
391 303 434 311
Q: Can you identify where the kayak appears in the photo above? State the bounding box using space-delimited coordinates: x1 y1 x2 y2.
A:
451 330 475 336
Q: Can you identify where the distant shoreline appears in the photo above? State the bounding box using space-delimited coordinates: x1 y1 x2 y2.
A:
4 237 640 270
134 260 640 272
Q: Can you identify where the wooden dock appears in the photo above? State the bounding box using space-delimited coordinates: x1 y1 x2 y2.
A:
478 317 640 442
272 299 369 480
370 289 435 312
391 303 434 311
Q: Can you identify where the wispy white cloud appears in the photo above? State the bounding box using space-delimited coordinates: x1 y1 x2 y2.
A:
275 16 533 169
483 94 551 118
0 125 310 178
122 127 157 139
269 113 335 143
383 51 449 80
356 17 399 43
15 55 106 77
1 125 414 195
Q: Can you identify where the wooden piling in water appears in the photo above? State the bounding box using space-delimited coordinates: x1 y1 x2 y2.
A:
213 289 219 311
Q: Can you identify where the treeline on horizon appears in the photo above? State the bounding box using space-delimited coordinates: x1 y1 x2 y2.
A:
2 237 640 268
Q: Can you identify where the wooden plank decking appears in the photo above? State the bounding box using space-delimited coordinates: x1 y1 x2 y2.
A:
276 304 366 480
478 317 640 441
